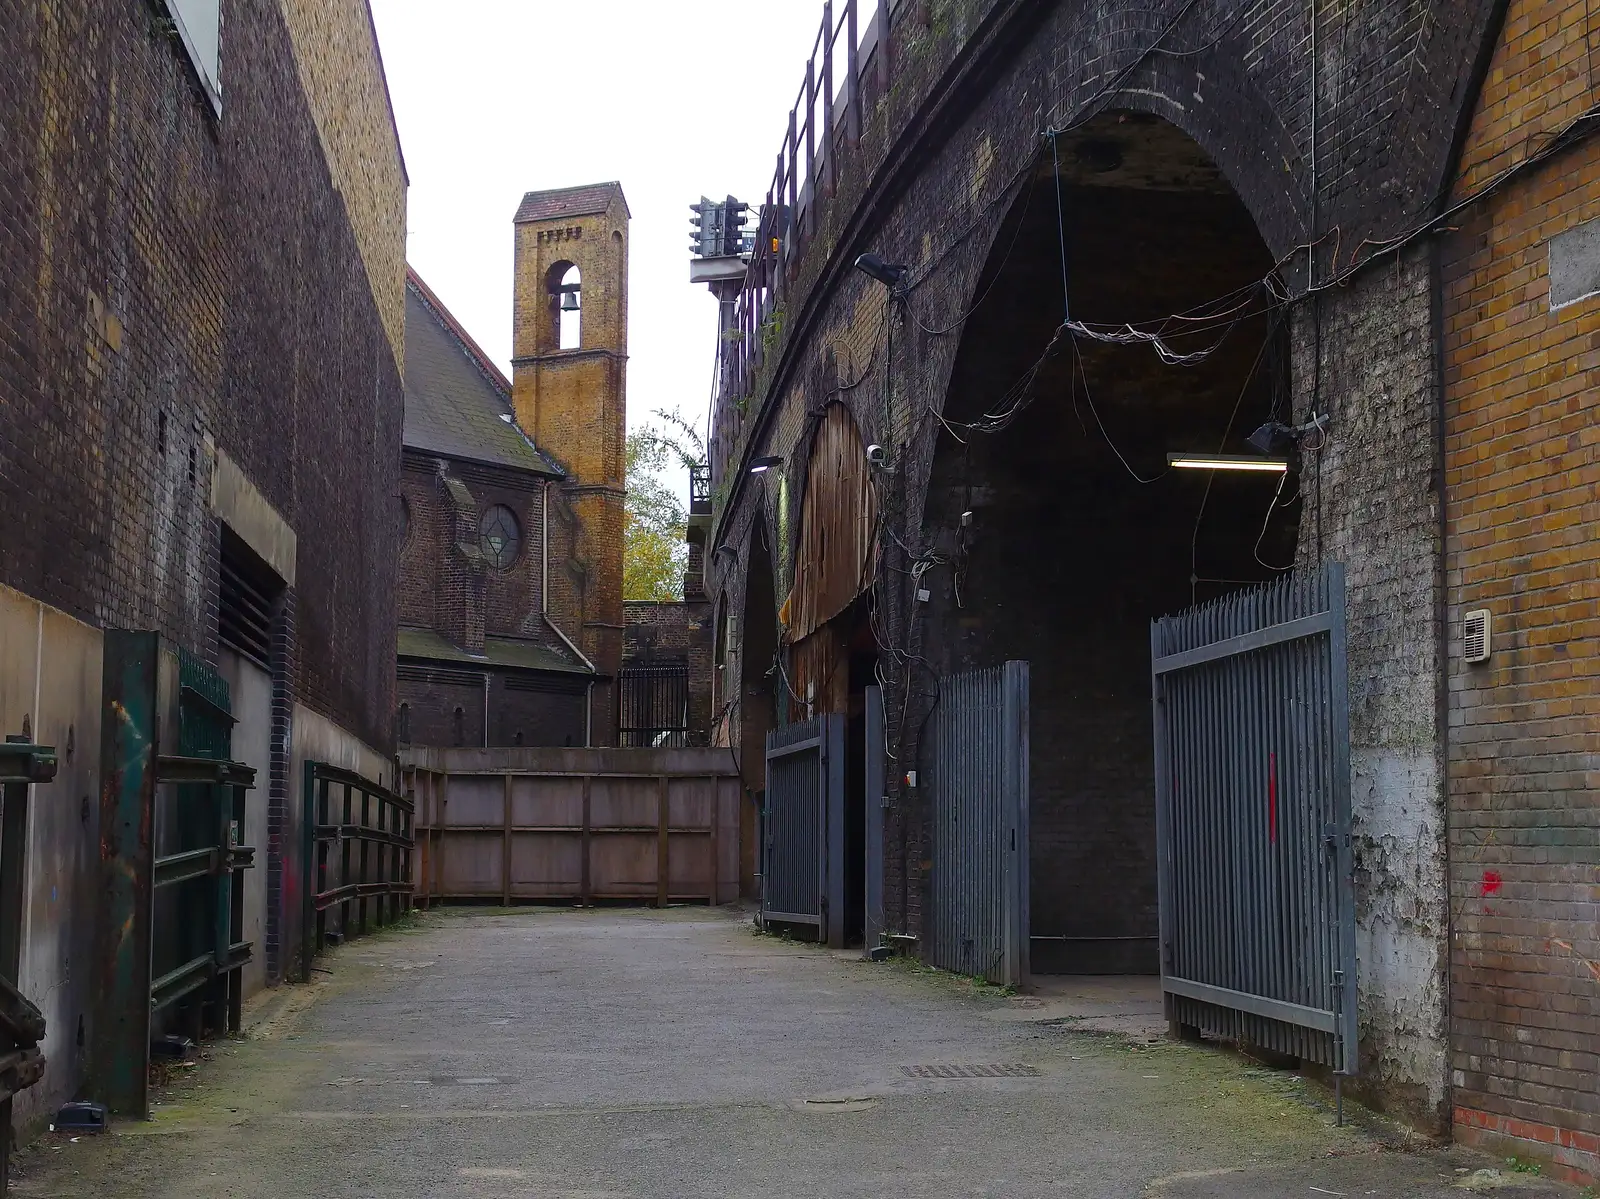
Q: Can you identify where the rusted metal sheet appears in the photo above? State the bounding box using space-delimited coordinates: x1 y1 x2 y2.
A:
400 748 741 905
93 631 161 1118
782 403 878 645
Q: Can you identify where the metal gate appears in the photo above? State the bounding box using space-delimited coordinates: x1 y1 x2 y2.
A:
926 662 1030 987
1151 562 1357 1074
762 715 843 942
619 663 690 748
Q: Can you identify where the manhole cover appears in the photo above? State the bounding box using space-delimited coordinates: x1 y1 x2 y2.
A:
901 1063 1040 1079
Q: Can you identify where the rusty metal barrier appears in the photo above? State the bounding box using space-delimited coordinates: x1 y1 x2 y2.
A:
401 748 741 907
300 763 413 981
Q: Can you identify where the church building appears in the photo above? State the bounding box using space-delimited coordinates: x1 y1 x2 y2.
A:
398 184 630 747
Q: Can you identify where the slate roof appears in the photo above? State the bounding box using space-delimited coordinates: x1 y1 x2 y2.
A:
403 271 562 477
397 628 593 676
514 182 629 224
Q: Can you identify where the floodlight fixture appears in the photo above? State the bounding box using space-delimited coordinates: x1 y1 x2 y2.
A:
749 455 784 475
854 252 908 290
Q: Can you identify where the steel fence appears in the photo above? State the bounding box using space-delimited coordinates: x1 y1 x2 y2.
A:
1151 562 1357 1074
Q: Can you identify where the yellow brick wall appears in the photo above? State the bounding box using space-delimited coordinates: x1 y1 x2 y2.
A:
511 192 630 738
277 0 408 366
1444 0 1600 1183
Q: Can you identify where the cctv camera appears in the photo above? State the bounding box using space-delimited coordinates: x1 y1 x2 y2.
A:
866 444 887 466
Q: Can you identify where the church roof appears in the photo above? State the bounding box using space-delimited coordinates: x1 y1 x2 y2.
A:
397 628 594 676
514 181 630 224
403 270 562 477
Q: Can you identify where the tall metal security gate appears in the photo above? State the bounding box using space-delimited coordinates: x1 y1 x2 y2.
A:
619 664 690 747
1151 563 1357 1075
926 662 1029 988
762 715 843 943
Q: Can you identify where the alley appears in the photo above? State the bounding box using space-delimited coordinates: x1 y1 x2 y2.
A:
10 908 1574 1199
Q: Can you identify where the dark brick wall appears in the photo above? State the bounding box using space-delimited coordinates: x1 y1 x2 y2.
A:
397 451 597 748
399 455 552 639
0 0 402 751
623 599 715 746
397 667 586 751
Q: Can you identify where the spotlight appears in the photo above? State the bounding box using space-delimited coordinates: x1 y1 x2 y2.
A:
854 252 908 289
1167 453 1289 473
1248 412 1331 455
749 455 784 475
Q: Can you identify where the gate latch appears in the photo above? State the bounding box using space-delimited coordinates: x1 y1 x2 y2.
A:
1323 823 1347 856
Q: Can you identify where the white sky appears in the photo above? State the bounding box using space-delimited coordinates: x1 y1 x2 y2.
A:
369 1 828 500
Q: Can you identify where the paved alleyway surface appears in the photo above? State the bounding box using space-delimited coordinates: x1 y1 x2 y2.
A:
12 908 1579 1198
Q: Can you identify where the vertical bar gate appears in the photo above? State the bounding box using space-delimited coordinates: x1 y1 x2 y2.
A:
762 715 843 942
926 662 1030 988
1151 562 1357 1074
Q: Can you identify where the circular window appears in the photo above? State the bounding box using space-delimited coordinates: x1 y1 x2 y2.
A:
479 505 521 569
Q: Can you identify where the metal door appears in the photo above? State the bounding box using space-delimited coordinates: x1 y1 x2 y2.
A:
926 662 1030 987
1151 562 1357 1074
763 715 844 942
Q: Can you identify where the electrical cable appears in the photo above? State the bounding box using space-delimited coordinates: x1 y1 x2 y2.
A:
1252 468 1298 572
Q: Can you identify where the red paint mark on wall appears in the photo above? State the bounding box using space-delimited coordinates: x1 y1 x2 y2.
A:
1480 870 1503 896
1267 751 1278 844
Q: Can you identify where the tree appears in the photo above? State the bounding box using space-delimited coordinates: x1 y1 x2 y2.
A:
624 429 688 601
624 410 708 603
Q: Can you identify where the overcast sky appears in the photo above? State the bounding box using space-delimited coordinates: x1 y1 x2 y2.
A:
370 1 827 497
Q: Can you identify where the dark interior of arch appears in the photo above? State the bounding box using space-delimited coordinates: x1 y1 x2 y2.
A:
921 111 1299 974
738 524 779 897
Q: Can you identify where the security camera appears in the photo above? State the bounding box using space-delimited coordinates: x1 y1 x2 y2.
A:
866 444 887 467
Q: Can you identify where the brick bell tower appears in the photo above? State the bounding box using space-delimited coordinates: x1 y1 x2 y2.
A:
511 183 629 743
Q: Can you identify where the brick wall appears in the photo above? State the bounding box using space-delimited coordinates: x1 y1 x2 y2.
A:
1292 246 1450 1128
0 0 404 751
511 193 630 744
624 600 715 747
704 0 1506 1125
399 455 553 640
1443 0 1600 1182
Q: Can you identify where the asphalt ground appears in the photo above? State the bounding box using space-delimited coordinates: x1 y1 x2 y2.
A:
10 906 1580 1198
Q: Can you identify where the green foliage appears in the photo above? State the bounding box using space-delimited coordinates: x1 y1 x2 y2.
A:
624 430 687 602
623 409 708 603
1505 1157 1542 1176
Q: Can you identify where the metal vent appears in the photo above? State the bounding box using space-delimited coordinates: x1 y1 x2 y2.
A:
900 1063 1040 1079
219 529 282 670
1463 609 1492 664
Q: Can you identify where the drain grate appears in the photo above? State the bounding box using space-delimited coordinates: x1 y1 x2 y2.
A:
901 1063 1040 1079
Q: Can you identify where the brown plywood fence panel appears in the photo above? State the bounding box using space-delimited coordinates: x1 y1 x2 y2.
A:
402 747 742 905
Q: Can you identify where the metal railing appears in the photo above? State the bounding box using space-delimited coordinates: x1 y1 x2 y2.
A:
711 0 900 490
300 763 413 980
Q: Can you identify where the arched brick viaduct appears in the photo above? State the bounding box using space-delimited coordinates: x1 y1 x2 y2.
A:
707 0 1510 1130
